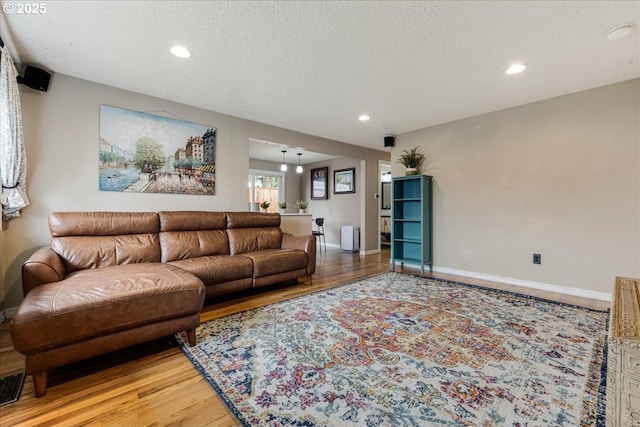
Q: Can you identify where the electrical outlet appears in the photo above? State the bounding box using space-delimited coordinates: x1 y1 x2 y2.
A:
533 253 541 264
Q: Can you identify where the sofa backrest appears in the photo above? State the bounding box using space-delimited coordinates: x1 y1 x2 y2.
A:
225 212 283 255
49 212 161 273
158 211 229 262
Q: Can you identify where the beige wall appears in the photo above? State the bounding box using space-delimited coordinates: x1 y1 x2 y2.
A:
7 73 631 307
0 74 388 310
250 157 365 247
393 79 640 295
301 157 362 247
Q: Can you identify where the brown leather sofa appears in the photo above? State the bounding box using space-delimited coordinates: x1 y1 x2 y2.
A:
158 211 316 296
10 211 316 397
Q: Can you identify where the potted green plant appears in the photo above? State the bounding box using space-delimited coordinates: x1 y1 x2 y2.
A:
295 200 308 213
278 201 287 214
397 146 429 175
260 201 271 212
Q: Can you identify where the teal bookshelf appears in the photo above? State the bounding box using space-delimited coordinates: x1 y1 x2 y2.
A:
391 175 433 274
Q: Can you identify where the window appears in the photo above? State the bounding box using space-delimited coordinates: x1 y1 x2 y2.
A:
248 170 284 212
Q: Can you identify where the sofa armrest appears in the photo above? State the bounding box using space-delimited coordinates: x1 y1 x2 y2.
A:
281 233 316 276
22 247 66 295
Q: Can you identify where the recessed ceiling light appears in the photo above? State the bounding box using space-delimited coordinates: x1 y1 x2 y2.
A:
358 114 370 121
170 45 192 58
505 63 527 75
607 24 633 40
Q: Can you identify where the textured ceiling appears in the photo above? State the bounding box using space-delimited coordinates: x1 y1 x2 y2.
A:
1 1 639 152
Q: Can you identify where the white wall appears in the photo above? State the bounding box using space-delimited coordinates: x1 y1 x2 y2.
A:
0 74 389 310
393 79 640 296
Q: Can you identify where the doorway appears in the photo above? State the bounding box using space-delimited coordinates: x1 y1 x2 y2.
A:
379 161 391 250
248 169 285 212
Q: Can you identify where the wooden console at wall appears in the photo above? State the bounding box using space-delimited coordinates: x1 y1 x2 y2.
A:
607 276 640 426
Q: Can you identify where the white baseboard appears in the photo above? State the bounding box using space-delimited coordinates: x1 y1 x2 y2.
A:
322 242 376 255
433 266 612 302
361 249 380 255
392 262 612 302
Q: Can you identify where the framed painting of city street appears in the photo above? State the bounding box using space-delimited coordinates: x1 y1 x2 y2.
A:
99 105 216 195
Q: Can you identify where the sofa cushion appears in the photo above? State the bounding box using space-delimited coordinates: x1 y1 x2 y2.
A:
159 211 227 232
160 230 229 262
10 263 204 354
52 234 161 273
225 212 280 229
257 229 283 250
159 211 230 262
227 227 283 255
241 249 308 278
225 211 283 255
168 255 253 286
49 212 159 236
49 212 161 273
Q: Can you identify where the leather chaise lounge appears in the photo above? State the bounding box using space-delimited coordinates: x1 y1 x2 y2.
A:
10 211 316 397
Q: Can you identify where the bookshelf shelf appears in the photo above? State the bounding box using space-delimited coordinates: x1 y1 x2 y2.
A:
391 175 433 275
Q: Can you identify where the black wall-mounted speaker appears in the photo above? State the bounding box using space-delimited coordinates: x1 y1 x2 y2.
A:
18 65 51 92
384 136 395 147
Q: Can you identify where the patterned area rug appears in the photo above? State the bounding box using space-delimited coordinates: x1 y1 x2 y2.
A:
177 273 608 426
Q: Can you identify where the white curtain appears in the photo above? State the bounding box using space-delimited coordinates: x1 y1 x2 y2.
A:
0 46 29 220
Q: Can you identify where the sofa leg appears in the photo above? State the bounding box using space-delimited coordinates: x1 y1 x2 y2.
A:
187 328 196 347
307 275 313 286
33 370 47 397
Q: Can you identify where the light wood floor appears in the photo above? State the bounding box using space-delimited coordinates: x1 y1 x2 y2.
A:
0 248 610 426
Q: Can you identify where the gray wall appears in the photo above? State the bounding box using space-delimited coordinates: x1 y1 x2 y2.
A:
392 79 640 295
0 74 389 310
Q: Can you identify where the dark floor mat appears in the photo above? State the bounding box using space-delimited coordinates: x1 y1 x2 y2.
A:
0 372 25 407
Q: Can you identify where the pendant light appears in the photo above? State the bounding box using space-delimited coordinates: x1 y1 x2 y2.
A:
280 150 287 172
296 153 303 173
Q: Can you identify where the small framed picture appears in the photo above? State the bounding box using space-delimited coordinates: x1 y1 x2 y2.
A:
334 167 355 194
311 167 328 200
